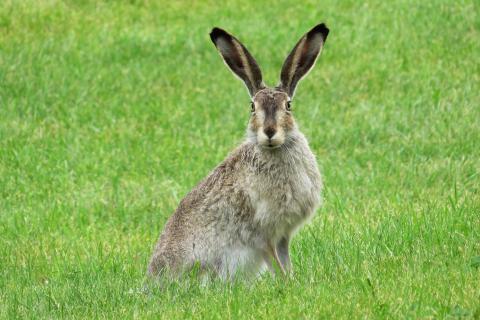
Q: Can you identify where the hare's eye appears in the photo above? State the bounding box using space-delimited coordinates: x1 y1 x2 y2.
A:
286 101 292 111
250 102 255 112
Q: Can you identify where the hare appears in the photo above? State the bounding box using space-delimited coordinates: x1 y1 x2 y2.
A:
148 23 329 280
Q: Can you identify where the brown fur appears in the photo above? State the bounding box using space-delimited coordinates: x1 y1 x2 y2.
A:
148 23 329 280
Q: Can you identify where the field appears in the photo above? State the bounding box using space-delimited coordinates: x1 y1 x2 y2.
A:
1 0 479 318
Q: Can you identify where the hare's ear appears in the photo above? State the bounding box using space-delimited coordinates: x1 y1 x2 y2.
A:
279 23 329 98
210 28 264 97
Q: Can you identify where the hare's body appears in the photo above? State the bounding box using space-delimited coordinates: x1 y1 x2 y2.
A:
148 132 321 278
148 23 329 280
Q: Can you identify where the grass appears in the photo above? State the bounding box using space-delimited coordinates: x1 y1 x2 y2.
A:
1 0 479 318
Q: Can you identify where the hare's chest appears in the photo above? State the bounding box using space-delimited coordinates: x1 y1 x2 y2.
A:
249 161 322 232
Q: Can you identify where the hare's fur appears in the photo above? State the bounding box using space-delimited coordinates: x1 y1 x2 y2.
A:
148 131 321 279
148 23 329 280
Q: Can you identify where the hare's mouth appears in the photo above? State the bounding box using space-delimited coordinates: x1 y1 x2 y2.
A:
256 132 285 149
263 143 282 150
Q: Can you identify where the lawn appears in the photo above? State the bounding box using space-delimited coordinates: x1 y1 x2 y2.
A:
1 0 479 318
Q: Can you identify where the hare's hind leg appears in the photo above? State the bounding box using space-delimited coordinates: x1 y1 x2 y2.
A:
148 248 192 279
147 253 168 277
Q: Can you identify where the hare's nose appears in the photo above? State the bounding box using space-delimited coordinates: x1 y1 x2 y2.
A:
264 127 276 139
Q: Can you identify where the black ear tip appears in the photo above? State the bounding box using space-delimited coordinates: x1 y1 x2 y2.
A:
310 23 329 40
210 27 231 43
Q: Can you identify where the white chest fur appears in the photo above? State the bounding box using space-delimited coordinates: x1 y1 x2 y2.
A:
247 136 322 240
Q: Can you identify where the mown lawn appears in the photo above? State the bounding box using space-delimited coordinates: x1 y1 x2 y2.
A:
1 0 479 318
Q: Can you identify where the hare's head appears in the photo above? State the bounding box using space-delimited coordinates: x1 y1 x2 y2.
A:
210 24 329 149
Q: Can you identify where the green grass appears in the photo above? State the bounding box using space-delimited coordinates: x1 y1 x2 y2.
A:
1 0 479 318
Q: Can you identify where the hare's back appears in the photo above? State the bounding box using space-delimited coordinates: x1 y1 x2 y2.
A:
148 145 254 274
